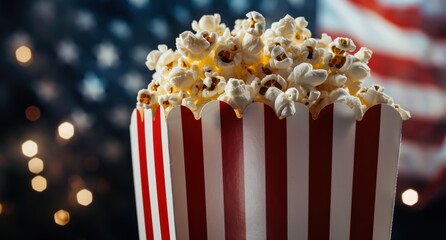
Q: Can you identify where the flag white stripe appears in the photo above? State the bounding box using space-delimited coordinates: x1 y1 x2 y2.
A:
286 103 309 240
399 140 446 178
373 105 402 240
130 110 147 240
330 104 357 240
160 108 177 239
365 75 446 120
167 107 190 240
201 102 226 240
243 103 267 240
318 0 446 67
145 109 161 240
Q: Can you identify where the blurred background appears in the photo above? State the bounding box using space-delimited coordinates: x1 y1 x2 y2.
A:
0 0 445 239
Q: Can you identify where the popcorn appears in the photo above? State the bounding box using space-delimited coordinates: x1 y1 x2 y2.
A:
287 63 328 90
218 78 254 116
137 89 157 109
137 12 410 121
264 87 299 118
358 84 393 107
202 71 226 98
192 13 226 35
176 30 217 60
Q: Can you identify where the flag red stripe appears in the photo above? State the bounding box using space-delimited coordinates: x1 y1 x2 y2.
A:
136 110 154 240
349 0 422 30
349 0 446 39
318 31 446 90
403 117 446 146
264 105 288 240
368 52 446 90
308 104 333 240
153 109 170 239
219 101 246 240
350 105 381 240
181 106 208 239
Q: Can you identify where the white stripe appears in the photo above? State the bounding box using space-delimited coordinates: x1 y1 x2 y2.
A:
318 0 446 67
167 106 190 240
130 109 147 240
399 140 446 178
378 0 422 7
365 75 446 120
373 105 403 240
201 101 226 240
330 104 357 240
243 103 266 240
160 108 176 239
286 103 309 240
145 109 162 239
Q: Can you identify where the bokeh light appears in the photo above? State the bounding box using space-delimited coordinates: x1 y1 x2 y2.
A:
54 209 70 226
25 105 41 121
31 175 47 192
28 157 44 174
76 189 93 206
0 202 3 215
15 45 32 64
402 189 418 206
58 122 75 140
22 140 38 157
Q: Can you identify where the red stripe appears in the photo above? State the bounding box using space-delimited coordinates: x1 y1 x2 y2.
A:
368 53 446 90
153 109 170 239
308 104 333 240
317 31 446 91
349 0 422 30
349 0 446 39
350 104 381 240
181 106 208 240
219 101 246 240
402 117 446 146
264 105 288 240
136 110 154 240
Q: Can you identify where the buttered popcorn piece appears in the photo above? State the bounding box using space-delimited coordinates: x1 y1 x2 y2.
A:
137 12 410 120
218 78 254 116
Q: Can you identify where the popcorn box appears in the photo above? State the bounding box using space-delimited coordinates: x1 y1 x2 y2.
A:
130 101 402 240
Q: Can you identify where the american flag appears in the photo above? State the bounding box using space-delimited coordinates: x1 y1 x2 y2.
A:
1 0 445 239
317 0 446 206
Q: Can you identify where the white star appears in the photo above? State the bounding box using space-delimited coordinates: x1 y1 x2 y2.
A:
36 80 59 101
103 139 123 161
75 10 96 30
71 108 94 132
131 45 150 63
79 73 105 101
121 71 145 93
95 43 119 68
110 20 131 39
57 40 78 64
128 0 149 8
110 105 131 128
32 0 55 21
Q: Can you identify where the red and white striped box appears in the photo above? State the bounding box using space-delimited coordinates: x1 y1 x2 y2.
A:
130 101 402 240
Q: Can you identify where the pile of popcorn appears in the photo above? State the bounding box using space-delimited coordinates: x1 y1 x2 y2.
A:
137 11 410 120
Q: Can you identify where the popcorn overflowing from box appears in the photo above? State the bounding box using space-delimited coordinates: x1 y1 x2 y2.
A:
131 12 409 239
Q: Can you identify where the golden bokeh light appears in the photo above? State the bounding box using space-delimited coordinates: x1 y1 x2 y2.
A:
15 45 32 64
0 202 3 215
31 175 47 192
402 188 418 206
54 209 70 226
76 189 93 206
22 140 38 157
28 157 44 174
25 105 41 121
58 122 75 140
